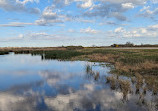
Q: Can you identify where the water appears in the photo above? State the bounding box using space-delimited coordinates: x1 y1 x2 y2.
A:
0 53 157 111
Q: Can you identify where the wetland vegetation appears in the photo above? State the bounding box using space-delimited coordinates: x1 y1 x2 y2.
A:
1 47 157 76
0 46 158 110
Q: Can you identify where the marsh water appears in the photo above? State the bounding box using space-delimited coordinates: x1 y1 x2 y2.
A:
0 53 157 111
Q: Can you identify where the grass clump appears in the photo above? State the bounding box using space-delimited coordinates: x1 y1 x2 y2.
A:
119 79 131 101
106 76 117 90
0 51 9 55
43 50 84 60
106 76 131 101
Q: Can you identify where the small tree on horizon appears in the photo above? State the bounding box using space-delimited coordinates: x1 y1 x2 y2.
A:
125 42 134 47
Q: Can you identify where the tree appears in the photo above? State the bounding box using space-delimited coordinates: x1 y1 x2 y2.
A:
125 42 134 47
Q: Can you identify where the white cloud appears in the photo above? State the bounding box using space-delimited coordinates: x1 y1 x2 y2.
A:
140 6 150 12
50 0 149 21
42 6 57 20
114 27 125 33
122 3 135 9
79 0 93 8
77 18 95 23
0 0 40 14
18 34 24 38
99 0 147 5
0 22 33 27
44 89 128 111
35 5 72 26
80 27 99 34
139 6 158 19
68 29 75 33
16 0 39 5
29 32 49 38
0 93 25 111
113 25 158 38
82 3 129 21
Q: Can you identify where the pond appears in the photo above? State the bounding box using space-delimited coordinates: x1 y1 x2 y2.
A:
0 53 157 111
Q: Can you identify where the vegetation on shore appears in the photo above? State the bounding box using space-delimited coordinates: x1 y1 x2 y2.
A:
111 42 158 47
73 48 158 76
0 46 158 96
0 46 158 76
0 51 9 55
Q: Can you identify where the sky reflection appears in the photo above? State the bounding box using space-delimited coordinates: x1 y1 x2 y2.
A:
0 54 157 111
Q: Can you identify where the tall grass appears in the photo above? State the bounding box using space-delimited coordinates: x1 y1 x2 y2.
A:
0 51 9 55
14 50 84 60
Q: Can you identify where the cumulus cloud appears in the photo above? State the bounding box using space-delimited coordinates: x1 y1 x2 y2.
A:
114 27 125 33
113 25 158 38
78 0 93 8
0 0 40 14
16 0 39 5
82 3 129 21
35 5 71 26
80 27 99 34
139 6 158 20
99 0 147 5
122 3 135 9
50 0 149 21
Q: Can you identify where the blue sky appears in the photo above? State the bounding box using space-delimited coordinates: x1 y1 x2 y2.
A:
0 0 158 47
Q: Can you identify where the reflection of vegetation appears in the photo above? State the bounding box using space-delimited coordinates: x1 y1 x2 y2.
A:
0 47 158 110
106 74 158 105
86 64 92 74
106 76 131 101
14 50 84 60
94 72 100 80
85 64 100 81
0 51 9 55
119 79 131 101
106 76 117 90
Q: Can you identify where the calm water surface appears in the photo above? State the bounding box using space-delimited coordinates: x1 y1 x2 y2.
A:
0 53 157 111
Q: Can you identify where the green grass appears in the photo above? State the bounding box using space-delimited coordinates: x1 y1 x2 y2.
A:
14 50 84 60
0 51 9 55
42 50 84 60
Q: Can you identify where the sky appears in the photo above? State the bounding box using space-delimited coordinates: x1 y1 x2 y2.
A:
0 0 158 47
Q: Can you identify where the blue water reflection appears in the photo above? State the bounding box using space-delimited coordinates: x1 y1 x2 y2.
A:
0 53 157 111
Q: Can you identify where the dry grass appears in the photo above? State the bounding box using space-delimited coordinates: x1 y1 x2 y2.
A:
106 76 131 101
135 73 143 94
131 77 136 84
106 76 117 90
115 60 158 74
87 54 118 63
119 79 131 101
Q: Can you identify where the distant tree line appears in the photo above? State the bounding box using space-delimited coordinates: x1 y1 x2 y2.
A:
65 46 84 50
111 42 158 47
